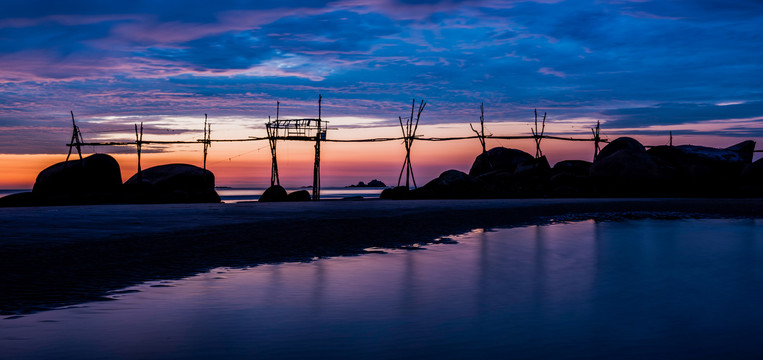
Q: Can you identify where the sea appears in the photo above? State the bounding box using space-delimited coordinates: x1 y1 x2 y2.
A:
3 218 763 359
0 187 386 202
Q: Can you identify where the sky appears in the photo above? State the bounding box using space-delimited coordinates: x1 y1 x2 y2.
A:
1 0 762 188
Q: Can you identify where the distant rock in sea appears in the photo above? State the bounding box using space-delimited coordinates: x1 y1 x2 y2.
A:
347 179 387 188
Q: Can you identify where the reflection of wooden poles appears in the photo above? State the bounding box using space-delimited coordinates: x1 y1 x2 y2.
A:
312 94 322 201
134 122 144 182
531 109 546 158
202 114 211 172
397 98 426 189
592 120 601 161
470 103 487 154
65 111 84 164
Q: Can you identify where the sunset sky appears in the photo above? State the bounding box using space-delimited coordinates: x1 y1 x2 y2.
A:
1 0 762 188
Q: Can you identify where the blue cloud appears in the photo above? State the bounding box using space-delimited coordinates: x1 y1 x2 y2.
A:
1 0 763 155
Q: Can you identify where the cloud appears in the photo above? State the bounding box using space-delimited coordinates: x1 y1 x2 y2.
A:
1 0 762 155
602 101 763 128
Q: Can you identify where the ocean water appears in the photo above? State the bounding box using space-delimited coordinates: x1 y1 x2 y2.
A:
2 218 763 359
216 187 385 202
0 187 385 202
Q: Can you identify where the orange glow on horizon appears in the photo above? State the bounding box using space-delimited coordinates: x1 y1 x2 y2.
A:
1 124 759 190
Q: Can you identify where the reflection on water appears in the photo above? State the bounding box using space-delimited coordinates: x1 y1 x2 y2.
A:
3 218 763 359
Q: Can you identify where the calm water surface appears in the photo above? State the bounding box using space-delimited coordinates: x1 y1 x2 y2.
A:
0 187 384 202
3 218 763 359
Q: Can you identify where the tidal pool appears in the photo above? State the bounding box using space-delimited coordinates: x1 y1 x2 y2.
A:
3 218 763 359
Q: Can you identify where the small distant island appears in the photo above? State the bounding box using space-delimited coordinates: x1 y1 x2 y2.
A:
347 179 387 188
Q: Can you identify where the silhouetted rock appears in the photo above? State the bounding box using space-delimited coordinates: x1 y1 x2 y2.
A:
286 190 311 201
348 179 387 188
552 160 592 176
384 137 759 200
596 137 645 161
0 192 37 207
410 170 492 199
590 137 675 196
259 185 288 202
514 155 551 178
123 164 219 203
32 154 122 205
741 158 763 196
380 186 411 200
549 160 593 197
648 141 755 196
726 140 756 164
469 147 534 177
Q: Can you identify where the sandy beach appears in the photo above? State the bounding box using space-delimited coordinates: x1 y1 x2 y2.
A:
3 198 763 315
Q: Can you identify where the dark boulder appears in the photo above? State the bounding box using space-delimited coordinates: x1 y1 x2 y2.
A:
514 155 551 178
741 158 763 197
590 138 676 196
123 163 219 203
596 137 645 161
410 170 491 199
549 160 593 197
0 192 38 207
552 160 592 176
648 141 755 196
259 185 288 202
380 186 411 200
469 147 534 177
286 190 312 201
32 154 122 205
726 140 756 164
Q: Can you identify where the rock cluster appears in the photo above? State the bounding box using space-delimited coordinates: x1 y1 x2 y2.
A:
258 185 312 202
382 138 760 199
347 179 387 187
0 154 220 207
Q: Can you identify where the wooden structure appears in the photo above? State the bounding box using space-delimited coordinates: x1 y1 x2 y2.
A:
531 109 547 158
397 99 426 189
65 111 84 163
64 98 632 199
264 95 327 200
134 122 144 181
592 121 601 160
470 103 487 155
202 114 211 172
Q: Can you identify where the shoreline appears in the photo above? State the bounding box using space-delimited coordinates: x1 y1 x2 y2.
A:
3 198 763 315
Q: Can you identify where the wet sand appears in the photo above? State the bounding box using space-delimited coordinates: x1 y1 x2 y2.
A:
2 198 763 315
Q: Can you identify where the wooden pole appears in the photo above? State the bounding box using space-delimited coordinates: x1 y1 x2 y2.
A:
592 121 601 161
397 99 425 189
397 116 408 187
66 111 84 164
312 94 322 200
135 122 143 182
470 103 487 154
267 115 280 187
531 109 546 158
202 114 210 172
